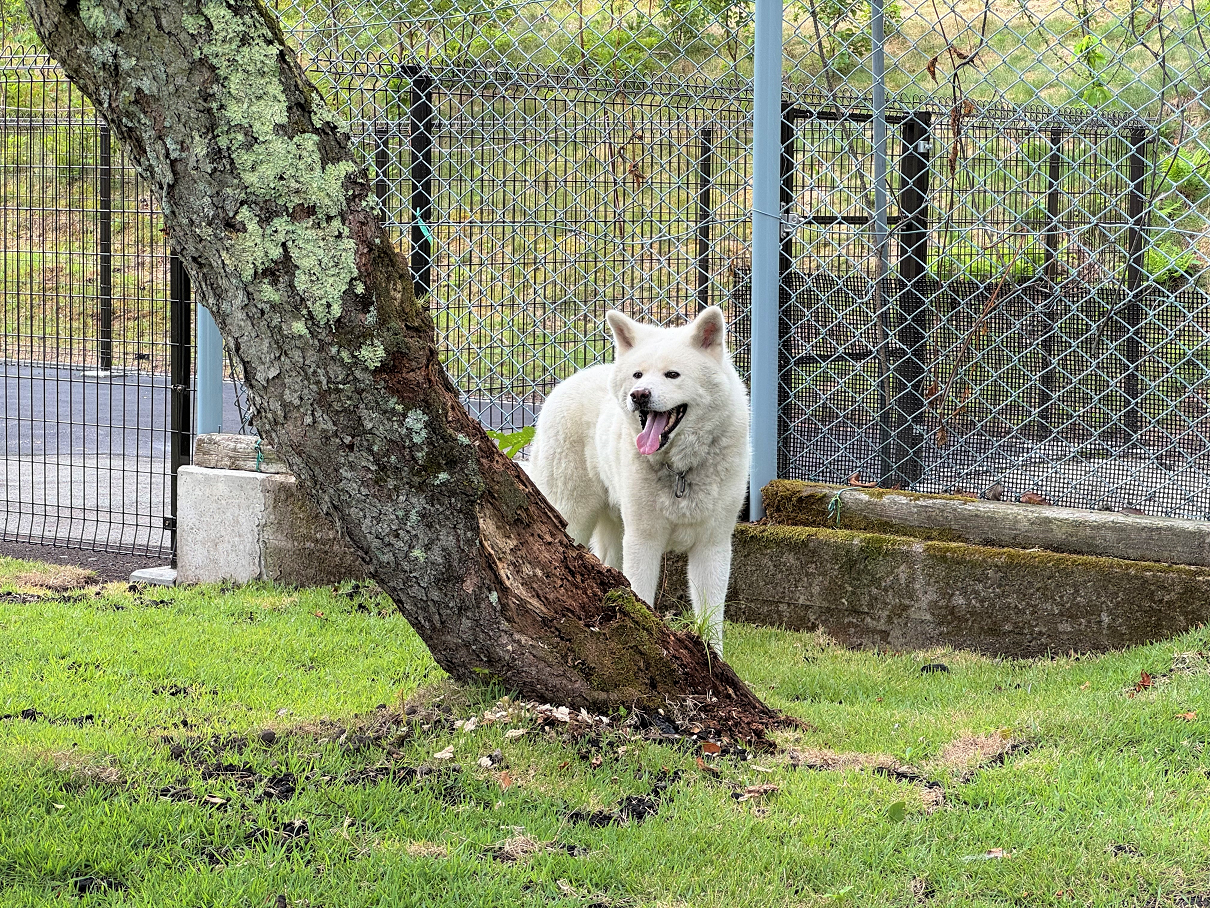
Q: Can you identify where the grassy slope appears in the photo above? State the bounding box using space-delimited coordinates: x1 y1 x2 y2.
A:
0 555 1209 906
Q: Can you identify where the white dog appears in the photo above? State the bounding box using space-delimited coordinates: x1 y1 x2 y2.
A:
526 305 750 651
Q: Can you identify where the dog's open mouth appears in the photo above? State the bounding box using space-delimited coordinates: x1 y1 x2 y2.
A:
636 404 687 455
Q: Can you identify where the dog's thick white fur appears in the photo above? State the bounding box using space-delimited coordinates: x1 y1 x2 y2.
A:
526 305 750 651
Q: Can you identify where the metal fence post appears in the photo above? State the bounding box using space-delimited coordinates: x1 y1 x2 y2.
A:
1122 124 1148 440
98 122 112 372
169 252 193 557
870 0 894 486
375 123 390 213
409 69 435 300
890 111 932 486
695 126 713 311
749 0 783 521
195 306 222 434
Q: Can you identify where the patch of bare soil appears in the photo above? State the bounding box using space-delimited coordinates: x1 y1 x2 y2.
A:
566 768 683 827
1 707 95 726
67 873 127 896
780 731 1031 813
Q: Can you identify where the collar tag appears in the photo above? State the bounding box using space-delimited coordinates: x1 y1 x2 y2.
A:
672 469 688 498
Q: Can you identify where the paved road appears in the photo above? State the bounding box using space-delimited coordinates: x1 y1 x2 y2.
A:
1 361 536 555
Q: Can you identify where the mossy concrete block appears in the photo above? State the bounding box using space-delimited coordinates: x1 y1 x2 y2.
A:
177 465 365 586
661 524 1210 656
763 479 1210 568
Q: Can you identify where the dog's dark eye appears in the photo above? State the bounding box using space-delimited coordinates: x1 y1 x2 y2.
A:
633 371 643 379
665 371 680 379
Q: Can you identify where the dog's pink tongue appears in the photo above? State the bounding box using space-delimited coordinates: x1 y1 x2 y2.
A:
636 410 669 455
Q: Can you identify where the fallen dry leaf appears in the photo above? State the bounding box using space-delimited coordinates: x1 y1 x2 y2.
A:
695 757 720 776
733 783 779 802
1018 491 1051 505
926 56 938 82
847 472 878 488
503 728 528 739
1080 681 1090 690
433 746 455 761
1135 671 1153 693
1177 711 1197 722
500 770 513 790
701 741 721 756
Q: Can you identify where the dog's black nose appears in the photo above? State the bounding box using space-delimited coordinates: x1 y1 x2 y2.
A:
630 388 651 407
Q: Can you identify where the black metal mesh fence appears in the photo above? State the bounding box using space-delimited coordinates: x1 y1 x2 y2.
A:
332 65 756 427
757 96 1208 516
0 52 186 555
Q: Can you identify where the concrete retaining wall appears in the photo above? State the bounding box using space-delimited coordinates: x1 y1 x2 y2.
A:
763 479 1210 567
660 519 1210 657
176 436 1210 654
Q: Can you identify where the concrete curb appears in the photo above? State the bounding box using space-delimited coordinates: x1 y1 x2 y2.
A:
764 479 1210 567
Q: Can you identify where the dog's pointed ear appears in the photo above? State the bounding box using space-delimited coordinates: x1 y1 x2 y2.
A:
606 310 642 354
689 306 726 359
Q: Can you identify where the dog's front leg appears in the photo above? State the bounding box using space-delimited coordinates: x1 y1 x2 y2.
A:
687 539 731 654
621 530 664 607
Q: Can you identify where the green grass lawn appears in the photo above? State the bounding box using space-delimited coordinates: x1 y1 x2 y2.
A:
1 555 1209 906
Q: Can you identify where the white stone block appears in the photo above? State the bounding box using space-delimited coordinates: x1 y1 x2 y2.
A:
176 465 365 586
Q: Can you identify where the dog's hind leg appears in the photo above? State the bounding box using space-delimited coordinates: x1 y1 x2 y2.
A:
686 539 730 655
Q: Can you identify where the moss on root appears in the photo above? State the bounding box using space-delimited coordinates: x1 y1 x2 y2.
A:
554 589 680 706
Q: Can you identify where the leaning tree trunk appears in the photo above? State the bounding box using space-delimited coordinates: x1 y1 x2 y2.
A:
27 0 778 739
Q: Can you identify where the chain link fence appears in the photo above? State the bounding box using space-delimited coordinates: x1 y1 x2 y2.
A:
257 0 1210 518
4 0 1210 540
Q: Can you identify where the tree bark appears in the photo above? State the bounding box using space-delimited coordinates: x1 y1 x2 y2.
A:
26 0 779 740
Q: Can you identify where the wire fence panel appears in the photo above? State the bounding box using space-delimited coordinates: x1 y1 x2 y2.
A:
764 1 1210 518
324 64 755 427
0 53 186 555
6 0 1210 533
